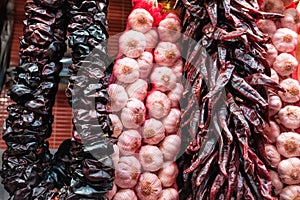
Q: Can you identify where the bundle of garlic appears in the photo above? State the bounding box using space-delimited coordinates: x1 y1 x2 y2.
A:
105 1 183 199
258 1 300 198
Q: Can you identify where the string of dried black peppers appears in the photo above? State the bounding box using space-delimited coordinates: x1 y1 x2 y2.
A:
176 0 283 199
0 0 69 199
1 0 114 199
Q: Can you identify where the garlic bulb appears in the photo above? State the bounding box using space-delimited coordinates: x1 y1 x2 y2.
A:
272 53 298 77
137 51 153 79
117 130 142 156
280 185 300 200
158 17 181 42
128 8 153 33
105 183 117 200
109 114 123 138
113 189 138 200
159 135 181 161
126 79 148 101
111 144 120 167
142 118 165 145
158 188 179 200
108 84 128 112
121 98 146 129
119 30 146 58
139 145 164 172
135 172 162 200
277 132 300 158
167 83 183 108
113 57 140 83
278 105 300 129
146 91 171 119
269 170 283 195
150 67 177 92
154 42 181 66
115 156 141 188
264 121 280 143
278 157 300 185
270 68 279 84
158 162 179 187
266 44 278 67
268 95 282 116
171 59 183 82
278 78 300 103
144 29 158 50
281 8 300 32
265 144 282 168
162 108 181 134
272 28 298 53
261 0 284 13
257 19 277 36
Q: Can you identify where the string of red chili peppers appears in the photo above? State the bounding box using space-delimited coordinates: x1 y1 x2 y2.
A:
176 0 284 199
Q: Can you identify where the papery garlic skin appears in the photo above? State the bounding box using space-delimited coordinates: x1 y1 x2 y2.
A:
146 91 171 119
111 144 120 168
171 59 183 82
139 145 164 172
154 42 181 66
158 17 181 43
108 84 128 112
272 28 298 53
257 19 277 36
266 44 278 67
117 130 142 156
135 172 163 200
158 188 179 200
109 114 123 138
261 0 284 14
278 78 300 103
278 157 300 185
280 185 300 200
278 105 300 129
268 95 282 116
159 134 181 161
158 162 179 187
105 183 117 200
113 57 140 83
269 170 283 195
113 189 138 200
273 53 298 77
281 8 300 32
265 144 282 168
137 51 153 79
126 79 148 101
121 98 146 129
162 108 181 134
167 83 183 108
128 8 153 33
144 29 158 50
150 67 177 92
264 121 281 143
119 30 146 58
270 68 280 84
276 132 300 158
115 156 141 188
142 118 165 145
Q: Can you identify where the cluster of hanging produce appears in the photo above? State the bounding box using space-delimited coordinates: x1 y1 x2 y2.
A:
175 0 289 198
104 1 184 199
257 0 300 199
0 0 115 199
0 0 68 199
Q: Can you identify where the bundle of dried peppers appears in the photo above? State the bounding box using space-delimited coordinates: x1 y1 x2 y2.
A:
176 0 285 199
